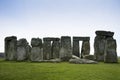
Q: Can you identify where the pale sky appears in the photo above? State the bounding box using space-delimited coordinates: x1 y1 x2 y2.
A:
0 0 120 56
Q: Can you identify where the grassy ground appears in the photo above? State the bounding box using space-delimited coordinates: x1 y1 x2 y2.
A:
0 59 120 80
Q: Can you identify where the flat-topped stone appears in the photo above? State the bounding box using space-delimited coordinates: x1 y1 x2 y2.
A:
73 37 90 41
5 36 17 41
43 37 60 41
95 31 114 37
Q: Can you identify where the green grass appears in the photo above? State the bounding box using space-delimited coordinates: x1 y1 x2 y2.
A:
0 59 120 80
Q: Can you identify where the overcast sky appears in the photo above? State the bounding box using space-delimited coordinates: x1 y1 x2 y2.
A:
0 0 120 55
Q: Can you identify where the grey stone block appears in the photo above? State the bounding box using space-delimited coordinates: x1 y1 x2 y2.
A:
5 36 17 60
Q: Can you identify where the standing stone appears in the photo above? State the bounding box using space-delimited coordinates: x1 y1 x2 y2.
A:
94 30 116 61
16 38 29 61
5 36 17 60
51 40 60 59
104 39 118 63
81 40 90 58
60 36 72 61
94 32 107 61
43 38 52 60
73 40 80 57
30 38 43 61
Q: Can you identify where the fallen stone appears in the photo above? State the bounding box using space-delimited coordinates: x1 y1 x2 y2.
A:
72 55 80 59
83 55 95 60
69 59 98 64
37 58 61 63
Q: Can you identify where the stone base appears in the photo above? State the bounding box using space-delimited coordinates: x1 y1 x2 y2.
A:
69 59 98 64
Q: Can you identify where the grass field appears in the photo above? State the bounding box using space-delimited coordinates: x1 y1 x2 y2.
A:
0 59 120 80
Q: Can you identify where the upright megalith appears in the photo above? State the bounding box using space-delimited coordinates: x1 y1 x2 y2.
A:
5 36 17 60
81 40 90 58
73 37 90 58
30 38 43 61
43 38 52 60
43 37 60 60
51 40 60 59
94 30 118 62
73 39 80 57
104 39 118 63
16 38 30 61
60 36 72 61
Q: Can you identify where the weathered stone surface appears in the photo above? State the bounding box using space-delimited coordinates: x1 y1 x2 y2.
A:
94 30 117 62
16 38 29 61
49 58 61 63
94 36 106 61
51 41 60 59
72 55 80 59
60 36 72 61
38 58 61 63
104 39 118 63
5 36 17 60
83 55 95 60
69 59 98 64
30 38 43 61
43 37 60 41
73 37 90 41
43 40 52 60
73 40 80 57
31 38 42 47
81 40 90 58
95 31 114 37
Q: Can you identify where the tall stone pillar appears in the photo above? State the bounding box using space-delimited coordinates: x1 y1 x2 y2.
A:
30 38 43 61
81 40 90 58
73 40 80 57
5 36 17 60
16 38 29 61
104 39 118 63
43 38 52 60
60 36 72 61
94 36 106 61
94 30 117 62
51 40 60 59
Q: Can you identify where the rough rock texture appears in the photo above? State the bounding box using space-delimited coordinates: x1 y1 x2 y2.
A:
104 39 118 63
60 36 72 61
42 58 61 63
43 37 60 60
43 38 52 60
95 31 114 37
69 59 97 64
72 55 80 59
30 38 43 61
16 38 30 61
83 55 95 60
94 30 117 62
81 40 90 58
73 37 90 41
94 32 108 61
51 40 60 59
73 37 90 58
5 36 17 60
73 40 80 57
